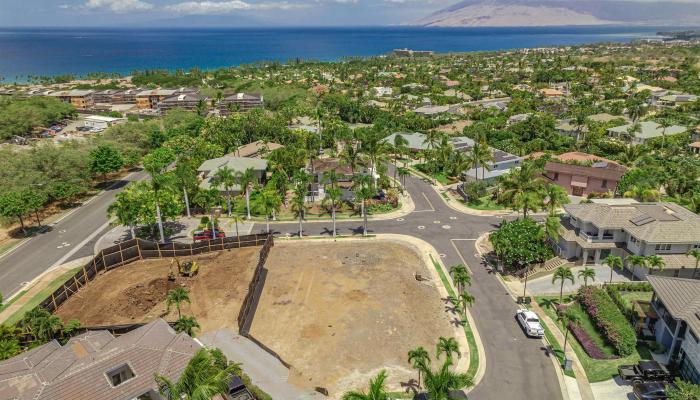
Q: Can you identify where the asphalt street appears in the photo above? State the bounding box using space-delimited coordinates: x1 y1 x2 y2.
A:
0 166 562 400
256 171 563 400
0 170 148 298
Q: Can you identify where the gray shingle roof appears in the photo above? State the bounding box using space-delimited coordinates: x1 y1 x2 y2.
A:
647 276 700 337
564 202 700 244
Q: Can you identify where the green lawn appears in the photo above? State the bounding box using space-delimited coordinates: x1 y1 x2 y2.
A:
4 267 81 325
536 296 646 383
429 255 479 382
464 195 506 211
620 291 653 310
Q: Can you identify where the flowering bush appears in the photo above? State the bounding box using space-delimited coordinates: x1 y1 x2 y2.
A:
578 286 637 357
568 323 615 360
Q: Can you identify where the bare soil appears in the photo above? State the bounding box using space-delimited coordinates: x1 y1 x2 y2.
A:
249 240 455 398
55 247 260 333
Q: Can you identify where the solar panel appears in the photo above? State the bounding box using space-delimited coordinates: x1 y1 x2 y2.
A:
630 214 656 226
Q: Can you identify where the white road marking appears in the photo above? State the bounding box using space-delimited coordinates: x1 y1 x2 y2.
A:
51 220 111 268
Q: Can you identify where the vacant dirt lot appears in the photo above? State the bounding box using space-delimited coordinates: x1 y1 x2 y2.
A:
55 247 260 333
249 240 456 398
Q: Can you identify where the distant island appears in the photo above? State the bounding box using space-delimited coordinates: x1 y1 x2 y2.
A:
413 0 700 27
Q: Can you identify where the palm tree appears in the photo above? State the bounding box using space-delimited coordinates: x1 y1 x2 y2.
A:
174 159 197 218
392 134 409 184
459 291 475 315
166 287 191 319
156 348 239 400
211 166 237 217
420 358 472 400
143 148 176 243
626 255 647 280
239 167 256 220
23 307 62 342
341 145 361 175
498 162 545 217
552 266 575 304
687 249 700 279
556 308 581 358
646 255 665 276
194 189 222 239
341 370 389 400
436 336 460 362
407 347 430 388
623 185 661 202
544 184 570 216
323 186 342 239
603 255 624 284
352 174 373 236
174 315 200 337
231 214 243 237
577 267 596 287
545 215 561 245
449 264 471 293
291 181 308 238
253 189 282 234
397 166 410 188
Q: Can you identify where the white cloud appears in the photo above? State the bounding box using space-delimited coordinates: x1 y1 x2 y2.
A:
82 0 154 12
165 0 307 14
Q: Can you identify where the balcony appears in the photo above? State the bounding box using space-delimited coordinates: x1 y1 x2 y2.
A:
578 231 616 243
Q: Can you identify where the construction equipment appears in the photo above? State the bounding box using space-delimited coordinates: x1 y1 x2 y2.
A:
170 257 199 278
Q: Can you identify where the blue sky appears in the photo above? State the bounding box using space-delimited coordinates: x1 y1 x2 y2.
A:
0 0 443 26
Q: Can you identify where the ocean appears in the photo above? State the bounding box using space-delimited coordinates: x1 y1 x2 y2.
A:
0 26 674 81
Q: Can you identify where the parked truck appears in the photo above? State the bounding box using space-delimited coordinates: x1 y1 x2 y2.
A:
618 361 671 384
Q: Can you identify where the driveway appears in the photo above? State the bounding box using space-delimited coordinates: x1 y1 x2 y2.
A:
526 264 631 296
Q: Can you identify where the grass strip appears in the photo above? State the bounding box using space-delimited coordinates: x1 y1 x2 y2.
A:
5 267 81 325
429 254 479 381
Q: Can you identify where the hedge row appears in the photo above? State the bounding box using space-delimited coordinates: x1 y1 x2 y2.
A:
578 286 637 357
605 284 651 326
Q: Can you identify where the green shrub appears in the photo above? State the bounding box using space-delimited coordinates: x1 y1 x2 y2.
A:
578 286 637 357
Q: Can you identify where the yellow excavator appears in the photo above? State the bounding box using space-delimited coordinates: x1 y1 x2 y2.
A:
169 257 199 279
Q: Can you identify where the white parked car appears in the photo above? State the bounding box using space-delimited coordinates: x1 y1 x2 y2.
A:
516 308 545 338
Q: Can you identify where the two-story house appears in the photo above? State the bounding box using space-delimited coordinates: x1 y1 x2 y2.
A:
541 152 628 197
556 201 700 279
647 275 700 383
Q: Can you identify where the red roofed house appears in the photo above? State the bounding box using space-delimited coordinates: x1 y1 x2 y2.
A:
541 152 628 197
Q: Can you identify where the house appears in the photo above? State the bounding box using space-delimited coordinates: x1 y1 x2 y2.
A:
198 156 267 194
49 89 95 109
413 105 452 117
465 97 511 112
541 152 628 196
607 121 688 145
646 276 700 381
308 158 357 202
219 93 264 115
0 319 201 400
382 132 431 152
92 89 122 104
83 115 125 130
556 119 587 139
658 94 698 108
234 140 283 158
587 113 629 124
373 87 393 97
158 93 209 114
507 113 532 126
690 141 700 155
112 88 141 104
555 202 700 277
539 88 565 98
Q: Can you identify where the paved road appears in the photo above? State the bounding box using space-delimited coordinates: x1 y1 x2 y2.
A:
257 170 562 400
0 170 147 298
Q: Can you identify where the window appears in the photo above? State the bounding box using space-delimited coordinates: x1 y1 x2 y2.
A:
602 179 608 189
630 236 639 244
655 243 672 252
693 244 700 249
106 364 135 387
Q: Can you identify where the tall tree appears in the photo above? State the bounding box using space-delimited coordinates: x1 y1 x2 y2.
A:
341 370 389 400
577 267 596 287
174 315 200 337
407 347 430 389
156 348 240 400
352 174 374 236
556 307 581 358
252 188 282 234
626 255 647 280
552 266 575 304
89 144 124 182
435 336 460 363
166 287 191 319
419 358 472 400
646 255 665 275
687 249 700 279
291 174 309 238
193 189 222 239
143 147 177 243
603 255 624 284
544 184 570 216
211 166 237 217
239 167 256 220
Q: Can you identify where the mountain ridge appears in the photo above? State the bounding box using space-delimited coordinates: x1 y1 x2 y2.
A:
413 0 700 27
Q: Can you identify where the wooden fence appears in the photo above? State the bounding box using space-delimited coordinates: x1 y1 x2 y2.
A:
39 234 271 313
237 234 274 334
